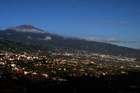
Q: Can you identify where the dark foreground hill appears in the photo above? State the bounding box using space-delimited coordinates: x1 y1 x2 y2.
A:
0 70 140 93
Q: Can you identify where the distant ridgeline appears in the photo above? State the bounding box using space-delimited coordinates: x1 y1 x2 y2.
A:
0 25 140 57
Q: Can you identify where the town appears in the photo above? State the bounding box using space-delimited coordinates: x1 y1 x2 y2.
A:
0 51 139 81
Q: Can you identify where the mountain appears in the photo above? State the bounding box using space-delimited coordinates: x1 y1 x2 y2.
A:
0 25 140 57
6 24 46 33
0 39 36 53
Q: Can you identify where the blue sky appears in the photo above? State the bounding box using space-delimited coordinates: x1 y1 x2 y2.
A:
0 0 140 49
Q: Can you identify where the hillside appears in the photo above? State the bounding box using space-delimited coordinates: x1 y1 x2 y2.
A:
0 25 140 57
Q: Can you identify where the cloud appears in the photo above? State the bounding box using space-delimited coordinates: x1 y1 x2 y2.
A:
27 36 32 39
44 36 52 40
82 36 139 49
83 36 137 44
104 38 137 44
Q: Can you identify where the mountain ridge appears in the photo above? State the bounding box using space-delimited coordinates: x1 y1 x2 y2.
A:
0 25 140 57
6 24 46 33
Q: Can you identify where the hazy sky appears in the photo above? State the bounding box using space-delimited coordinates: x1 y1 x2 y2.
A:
0 0 140 49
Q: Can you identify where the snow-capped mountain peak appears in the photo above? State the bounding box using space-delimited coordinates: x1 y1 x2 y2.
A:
7 25 46 33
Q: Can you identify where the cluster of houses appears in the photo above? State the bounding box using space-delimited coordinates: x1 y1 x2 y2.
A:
0 51 139 80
